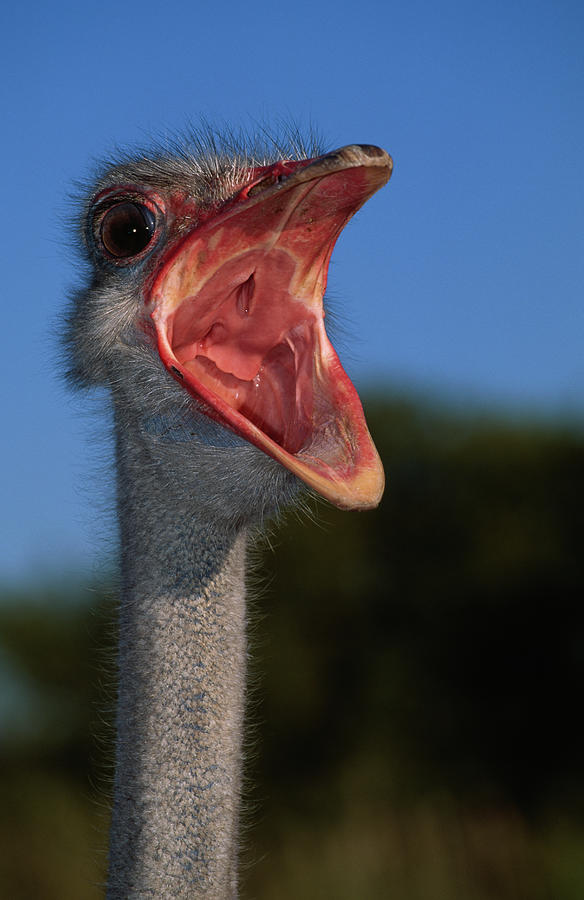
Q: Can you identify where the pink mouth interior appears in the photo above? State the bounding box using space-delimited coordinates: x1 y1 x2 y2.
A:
168 248 334 455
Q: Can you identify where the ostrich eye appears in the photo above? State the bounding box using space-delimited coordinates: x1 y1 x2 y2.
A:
100 201 156 259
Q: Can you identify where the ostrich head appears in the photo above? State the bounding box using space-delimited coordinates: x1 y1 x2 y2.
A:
65 131 392 525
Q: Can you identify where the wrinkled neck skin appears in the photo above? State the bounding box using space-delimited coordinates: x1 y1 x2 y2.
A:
107 379 298 899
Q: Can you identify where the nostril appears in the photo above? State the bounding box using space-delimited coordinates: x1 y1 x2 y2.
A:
247 175 277 197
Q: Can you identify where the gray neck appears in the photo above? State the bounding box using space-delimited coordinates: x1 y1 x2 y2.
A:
107 413 247 899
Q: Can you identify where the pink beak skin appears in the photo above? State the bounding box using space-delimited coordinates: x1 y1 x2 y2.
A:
149 144 392 510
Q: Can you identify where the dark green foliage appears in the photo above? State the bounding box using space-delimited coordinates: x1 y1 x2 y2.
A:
1 397 583 898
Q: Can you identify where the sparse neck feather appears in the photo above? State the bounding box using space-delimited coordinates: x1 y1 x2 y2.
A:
107 410 247 899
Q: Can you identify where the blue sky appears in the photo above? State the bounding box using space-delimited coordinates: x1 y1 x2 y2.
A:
1 0 583 581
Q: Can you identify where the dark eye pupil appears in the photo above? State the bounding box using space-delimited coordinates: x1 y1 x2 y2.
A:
100 202 156 258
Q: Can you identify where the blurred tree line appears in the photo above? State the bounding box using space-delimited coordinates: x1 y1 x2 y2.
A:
0 395 583 899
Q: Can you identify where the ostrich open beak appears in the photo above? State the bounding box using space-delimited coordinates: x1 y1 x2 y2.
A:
150 144 392 510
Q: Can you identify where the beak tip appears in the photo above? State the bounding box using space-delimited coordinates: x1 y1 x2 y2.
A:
329 455 386 512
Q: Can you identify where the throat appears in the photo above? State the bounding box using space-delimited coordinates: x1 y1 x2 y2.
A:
109 440 248 898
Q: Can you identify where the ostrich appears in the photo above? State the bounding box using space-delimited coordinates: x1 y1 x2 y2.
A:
65 129 392 898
